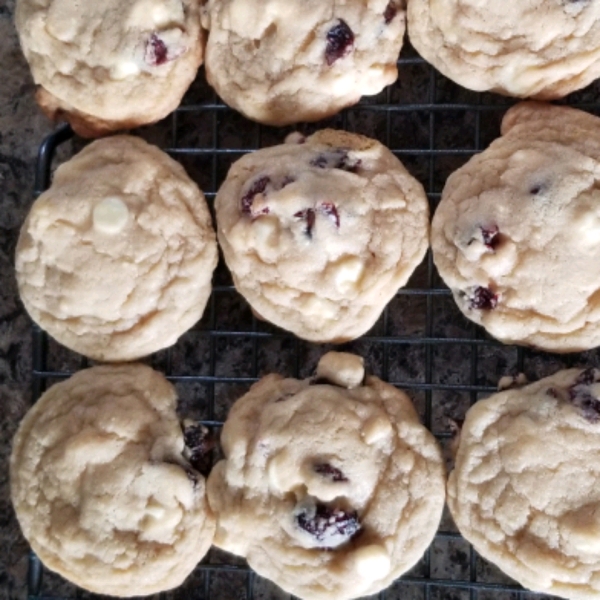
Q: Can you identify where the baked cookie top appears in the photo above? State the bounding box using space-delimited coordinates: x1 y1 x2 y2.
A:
15 0 203 136
432 102 600 352
208 352 445 600
408 0 600 99
215 129 430 343
10 364 216 596
16 135 218 361
448 368 600 599
202 0 405 125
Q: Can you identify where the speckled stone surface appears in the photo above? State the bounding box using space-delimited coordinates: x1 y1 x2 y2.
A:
4 3 600 600
1 2 55 599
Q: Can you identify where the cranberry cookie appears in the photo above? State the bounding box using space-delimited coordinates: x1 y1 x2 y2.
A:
208 352 445 600
201 0 405 125
408 0 600 99
10 364 216 596
215 129 430 343
15 0 203 137
16 135 217 361
432 102 600 353
449 368 600 599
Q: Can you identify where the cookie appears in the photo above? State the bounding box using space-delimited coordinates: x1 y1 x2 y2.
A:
215 129 430 343
15 0 203 137
201 0 405 125
16 135 218 361
448 367 600 599
207 351 445 600
10 364 216 596
407 0 600 99
432 102 600 353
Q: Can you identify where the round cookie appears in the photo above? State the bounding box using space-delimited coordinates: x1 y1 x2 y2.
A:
432 102 600 353
15 0 204 137
207 351 445 600
448 367 600 599
201 0 405 125
407 0 600 99
215 129 430 343
10 364 216 596
16 135 218 362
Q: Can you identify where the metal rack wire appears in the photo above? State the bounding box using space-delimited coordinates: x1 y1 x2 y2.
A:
26 44 600 600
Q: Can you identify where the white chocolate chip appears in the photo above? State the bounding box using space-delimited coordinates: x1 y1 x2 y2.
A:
302 296 337 319
329 256 364 293
144 502 165 520
267 452 302 493
152 4 174 26
141 504 182 540
574 208 600 247
267 454 285 492
284 132 306 145
316 352 364 389
127 0 184 29
353 545 391 580
252 215 279 244
112 60 140 80
92 197 129 235
362 415 393 445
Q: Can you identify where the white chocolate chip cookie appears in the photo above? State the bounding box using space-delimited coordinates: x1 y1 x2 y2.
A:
201 0 405 125
15 0 203 137
207 351 445 600
432 102 600 353
449 367 600 599
16 135 218 362
215 129 430 343
10 364 216 597
408 0 600 99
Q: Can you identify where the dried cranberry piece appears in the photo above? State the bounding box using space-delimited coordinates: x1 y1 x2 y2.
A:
311 155 329 169
314 463 348 482
384 1 398 23
294 208 316 238
241 176 271 214
569 369 600 423
333 153 361 173
311 150 361 173
469 287 498 310
325 20 354 66
182 422 216 477
481 225 500 250
529 184 545 195
294 204 341 238
296 503 360 545
146 34 169 66
319 202 340 228
576 368 598 386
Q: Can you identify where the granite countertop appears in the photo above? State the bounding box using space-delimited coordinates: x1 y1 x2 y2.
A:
1 2 56 599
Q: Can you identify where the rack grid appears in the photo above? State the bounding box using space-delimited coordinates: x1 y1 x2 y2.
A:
26 44 600 600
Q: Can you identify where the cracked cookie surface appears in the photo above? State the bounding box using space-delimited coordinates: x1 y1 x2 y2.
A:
201 0 405 125
10 364 216 596
408 0 600 99
449 367 600 599
207 352 445 600
432 102 600 352
16 135 217 361
215 129 430 343
16 0 204 136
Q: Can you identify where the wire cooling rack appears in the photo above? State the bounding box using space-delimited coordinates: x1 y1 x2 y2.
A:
26 43 600 600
